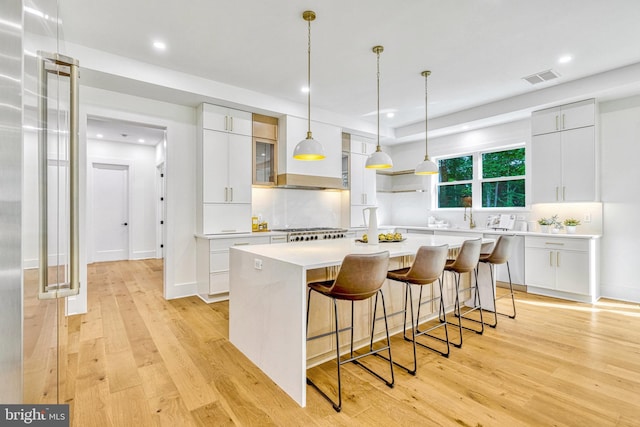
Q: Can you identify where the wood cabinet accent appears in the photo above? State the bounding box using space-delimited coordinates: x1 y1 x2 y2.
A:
252 114 278 186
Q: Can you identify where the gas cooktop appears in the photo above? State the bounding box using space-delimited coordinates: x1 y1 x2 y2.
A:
272 227 346 232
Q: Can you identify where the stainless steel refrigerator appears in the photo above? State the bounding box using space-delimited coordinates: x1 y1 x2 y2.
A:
1 0 80 404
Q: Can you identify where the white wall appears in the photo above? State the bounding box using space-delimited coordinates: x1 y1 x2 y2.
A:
87 139 157 261
385 119 532 228
81 86 197 300
599 95 640 302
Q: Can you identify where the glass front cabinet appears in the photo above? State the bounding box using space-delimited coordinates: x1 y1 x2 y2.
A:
252 114 278 186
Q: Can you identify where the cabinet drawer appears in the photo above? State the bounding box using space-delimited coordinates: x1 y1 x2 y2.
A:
209 271 229 294
210 252 229 272
525 236 589 251
209 235 270 251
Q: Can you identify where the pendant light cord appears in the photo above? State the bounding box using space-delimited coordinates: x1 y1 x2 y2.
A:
307 17 312 137
376 49 381 151
423 70 431 161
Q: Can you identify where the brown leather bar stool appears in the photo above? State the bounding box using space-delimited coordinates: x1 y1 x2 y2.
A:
478 234 517 327
444 238 483 348
306 251 393 412
386 244 450 375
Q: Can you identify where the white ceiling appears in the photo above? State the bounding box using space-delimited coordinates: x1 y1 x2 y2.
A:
53 0 640 143
87 116 165 146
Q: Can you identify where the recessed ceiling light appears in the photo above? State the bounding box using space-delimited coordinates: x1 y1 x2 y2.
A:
462 125 469 130
386 112 395 118
301 86 310 93
96 133 103 138
558 55 572 64
153 41 166 51
138 138 145 143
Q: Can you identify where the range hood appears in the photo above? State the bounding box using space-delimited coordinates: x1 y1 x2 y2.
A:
276 173 343 190
277 115 344 190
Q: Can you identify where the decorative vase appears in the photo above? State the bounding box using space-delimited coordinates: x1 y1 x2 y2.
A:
551 227 560 234
540 225 550 233
566 225 577 234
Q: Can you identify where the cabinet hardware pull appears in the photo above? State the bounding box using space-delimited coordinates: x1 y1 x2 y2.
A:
225 116 228 131
224 187 228 202
549 251 553 267
221 229 237 233
563 186 566 201
233 242 250 246
555 187 559 201
562 113 565 129
557 252 560 267
545 242 564 246
230 116 234 131
230 187 233 202
555 115 559 131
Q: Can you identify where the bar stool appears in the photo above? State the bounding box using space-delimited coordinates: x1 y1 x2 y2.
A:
386 244 450 375
478 234 517 327
306 251 393 412
444 238 483 348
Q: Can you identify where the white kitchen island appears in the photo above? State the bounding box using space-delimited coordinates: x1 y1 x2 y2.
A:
229 234 495 407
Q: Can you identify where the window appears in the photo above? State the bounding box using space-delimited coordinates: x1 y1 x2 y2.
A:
437 155 473 208
481 147 525 208
436 146 525 209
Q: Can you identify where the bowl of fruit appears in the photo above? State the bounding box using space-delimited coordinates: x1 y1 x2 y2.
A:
359 232 404 243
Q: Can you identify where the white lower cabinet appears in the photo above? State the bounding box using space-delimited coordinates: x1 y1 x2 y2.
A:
525 236 598 303
197 235 270 303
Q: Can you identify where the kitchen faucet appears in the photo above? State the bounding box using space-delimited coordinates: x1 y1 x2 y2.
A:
464 206 476 229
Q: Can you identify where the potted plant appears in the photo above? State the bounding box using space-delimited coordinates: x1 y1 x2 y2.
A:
538 214 561 233
563 218 581 234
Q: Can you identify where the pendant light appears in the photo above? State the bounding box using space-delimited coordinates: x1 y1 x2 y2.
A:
293 10 325 160
414 70 439 175
365 45 393 169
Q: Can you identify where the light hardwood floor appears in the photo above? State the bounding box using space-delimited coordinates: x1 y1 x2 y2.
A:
64 259 640 426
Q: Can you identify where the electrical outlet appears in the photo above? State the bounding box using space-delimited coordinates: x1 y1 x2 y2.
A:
584 213 592 223
516 215 525 221
254 258 263 270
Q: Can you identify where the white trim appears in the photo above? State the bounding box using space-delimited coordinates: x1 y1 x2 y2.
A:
132 250 157 260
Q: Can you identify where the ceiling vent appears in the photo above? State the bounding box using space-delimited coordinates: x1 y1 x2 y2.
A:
522 69 560 85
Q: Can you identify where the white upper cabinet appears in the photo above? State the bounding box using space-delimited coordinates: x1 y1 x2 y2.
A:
202 104 252 136
531 99 595 136
531 99 597 203
350 135 376 155
202 130 252 204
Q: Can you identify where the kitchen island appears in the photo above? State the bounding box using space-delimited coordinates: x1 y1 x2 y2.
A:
229 234 495 407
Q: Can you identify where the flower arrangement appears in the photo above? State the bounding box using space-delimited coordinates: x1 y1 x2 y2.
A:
563 218 581 226
538 215 562 232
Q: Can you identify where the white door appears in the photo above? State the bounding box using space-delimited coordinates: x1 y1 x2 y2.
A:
93 163 129 262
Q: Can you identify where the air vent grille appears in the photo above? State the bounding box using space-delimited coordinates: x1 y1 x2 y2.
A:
522 69 560 85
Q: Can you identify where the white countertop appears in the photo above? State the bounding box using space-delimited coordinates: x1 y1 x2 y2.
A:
195 231 287 239
230 234 493 269
389 225 601 239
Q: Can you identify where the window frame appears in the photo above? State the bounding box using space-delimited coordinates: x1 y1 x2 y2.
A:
434 143 526 210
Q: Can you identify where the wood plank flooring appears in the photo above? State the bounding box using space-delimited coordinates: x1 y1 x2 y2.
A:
64 259 640 426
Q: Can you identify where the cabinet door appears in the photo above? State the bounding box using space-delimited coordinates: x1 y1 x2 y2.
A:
555 250 590 295
227 133 252 203
202 104 230 132
350 152 366 205
532 106 561 135
561 99 595 131
202 203 252 234
561 126 595 202
228 109 252 136
524 247 555 290
202 130 229 203
531 133 562 203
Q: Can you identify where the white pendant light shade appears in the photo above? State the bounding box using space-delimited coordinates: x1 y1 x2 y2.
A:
365 147 393 169
293 10 324 161
293 132 325 160
415 70 438 175
366 45 393 170
415 156 439 175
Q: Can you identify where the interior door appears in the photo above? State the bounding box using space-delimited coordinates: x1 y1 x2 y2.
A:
92 163 129 262
22 0 80 406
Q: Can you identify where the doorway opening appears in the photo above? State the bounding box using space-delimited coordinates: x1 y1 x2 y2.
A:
86 116 167 287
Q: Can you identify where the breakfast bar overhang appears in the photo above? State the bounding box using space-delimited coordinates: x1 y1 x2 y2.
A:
229 234 495 407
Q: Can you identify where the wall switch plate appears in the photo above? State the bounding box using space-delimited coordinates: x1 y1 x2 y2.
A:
516 215 526 220
254 258 263 270
584 213 592 223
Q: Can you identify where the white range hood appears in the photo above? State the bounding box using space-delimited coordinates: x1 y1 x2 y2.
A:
277 115 343 189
